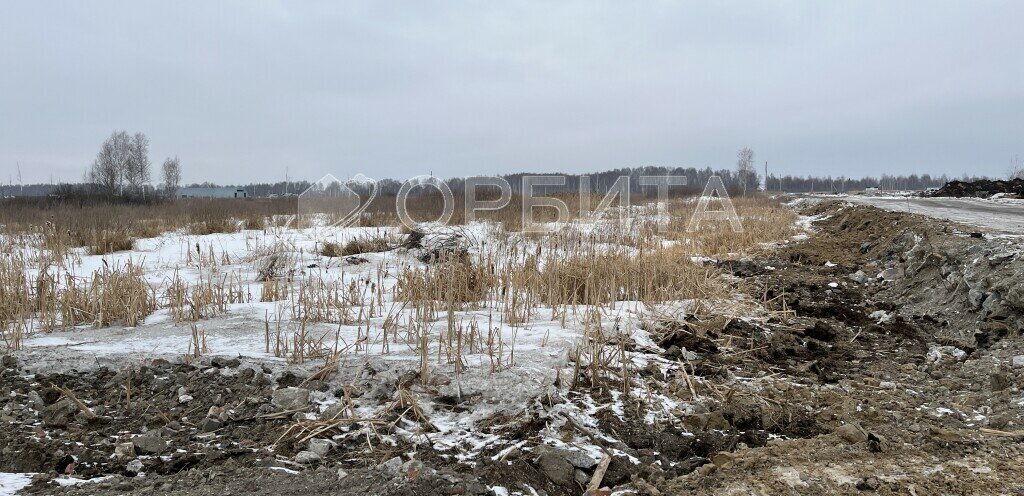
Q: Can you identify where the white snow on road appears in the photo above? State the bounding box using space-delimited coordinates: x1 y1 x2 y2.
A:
844 196 1024 234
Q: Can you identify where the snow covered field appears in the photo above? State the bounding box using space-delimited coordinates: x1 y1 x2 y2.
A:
1 198 809 494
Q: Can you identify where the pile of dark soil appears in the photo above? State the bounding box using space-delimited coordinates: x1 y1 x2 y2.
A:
0 358 501 496
931 178 1024 198
657 200 1024 494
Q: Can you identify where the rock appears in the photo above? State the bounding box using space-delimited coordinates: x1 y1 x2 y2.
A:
879 267 901 282
856 477 880 491
848 270 869 284
132 432 167 455
696 463 717 476
991 370 1013 391
704 410 730 430
320 403 346 420
835 423 868 444
968 288 986 309
987 414 1011 429
26 391 44 410
1 355 17 369
535 450 574 486
178 394 194 404
207 406 227 422
379 456 403 478
401 459 424 480
126 459 144 474
982 291 1003 313
711 452 735 467
210 357 241 368
197 418 222 432
41 398 77 427
272 387 310 411
464 482 490 495
307 438 334 457
336 468 348 480
601 455 631 487
1011 355 1024 368
927 426 960 443
926 345 967 364
294 451 321 464
114 442 135 459
533 445 598 470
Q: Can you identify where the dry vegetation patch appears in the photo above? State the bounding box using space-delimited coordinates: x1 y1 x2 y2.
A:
87 228 135 255
320 234 393 258
59 261 156 327
666 196 798 256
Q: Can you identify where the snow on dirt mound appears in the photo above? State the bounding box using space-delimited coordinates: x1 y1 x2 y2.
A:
931 178 1024 198
787 201 1024 343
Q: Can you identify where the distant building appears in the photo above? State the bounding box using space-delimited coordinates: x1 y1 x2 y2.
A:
178 187 249 199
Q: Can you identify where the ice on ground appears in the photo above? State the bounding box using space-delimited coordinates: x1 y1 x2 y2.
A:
0 473 33 496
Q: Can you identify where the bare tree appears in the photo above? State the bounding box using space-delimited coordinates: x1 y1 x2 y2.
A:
89 130 151 196
736 147 757 195
162 156 182 198
90 130 132 195
125 132 151 193
1008 154 1024 180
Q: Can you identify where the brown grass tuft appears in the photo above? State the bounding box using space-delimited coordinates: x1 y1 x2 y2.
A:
88 228 135 255
189 218 240 235
320 235 393 258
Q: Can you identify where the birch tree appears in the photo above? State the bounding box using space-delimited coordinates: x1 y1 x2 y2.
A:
125 132 151 192
162 156 182 197
90 130 131 195
735 147 757 195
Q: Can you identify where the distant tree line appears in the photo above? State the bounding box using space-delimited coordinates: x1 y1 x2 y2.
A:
764 173 987 193
3 170 999 199
0 136 1006 200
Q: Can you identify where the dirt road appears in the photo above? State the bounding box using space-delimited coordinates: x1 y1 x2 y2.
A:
845 195 1024 234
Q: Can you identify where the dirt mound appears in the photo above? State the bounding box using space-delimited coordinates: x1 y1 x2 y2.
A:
781 203 923 267
931 178 1024 198
658 200 1024 494
783 202 1024 340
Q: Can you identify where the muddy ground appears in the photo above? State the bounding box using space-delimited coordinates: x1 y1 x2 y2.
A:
4 200 1024 495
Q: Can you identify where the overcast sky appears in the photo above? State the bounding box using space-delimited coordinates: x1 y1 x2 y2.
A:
1 1 1022 184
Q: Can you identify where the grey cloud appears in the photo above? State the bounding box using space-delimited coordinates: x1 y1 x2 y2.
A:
1 1 1021 184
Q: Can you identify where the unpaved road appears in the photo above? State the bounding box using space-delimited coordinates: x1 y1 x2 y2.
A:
845 195 1024 234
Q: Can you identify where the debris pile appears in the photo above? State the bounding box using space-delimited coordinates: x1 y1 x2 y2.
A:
931 178 1024 198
